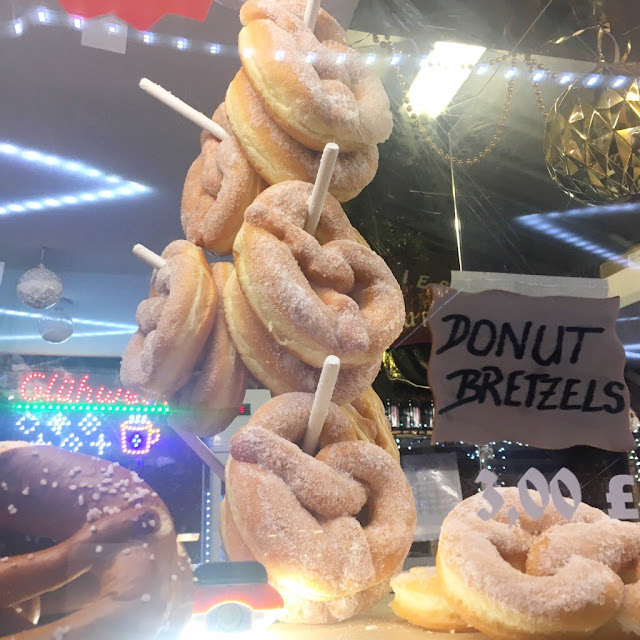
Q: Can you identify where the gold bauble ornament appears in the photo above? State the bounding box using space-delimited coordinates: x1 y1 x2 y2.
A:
544 64 640 205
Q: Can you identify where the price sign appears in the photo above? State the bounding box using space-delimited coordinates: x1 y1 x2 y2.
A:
427 285 633 451
476 468 639 523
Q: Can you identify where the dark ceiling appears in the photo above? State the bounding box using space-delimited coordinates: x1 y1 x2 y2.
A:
0 0 637 371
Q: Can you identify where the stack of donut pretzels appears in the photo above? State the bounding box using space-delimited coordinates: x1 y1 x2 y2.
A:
121 0 406 439
119 0 417 624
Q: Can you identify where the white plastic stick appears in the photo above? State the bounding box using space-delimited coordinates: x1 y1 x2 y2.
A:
305 142 339 235
304 0 322 30
139 78 229 140
302 355 341 455
173 427 226 481
133 244 166 270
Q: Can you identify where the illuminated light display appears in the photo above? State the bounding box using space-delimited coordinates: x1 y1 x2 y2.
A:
0 307 137 331
18 371 156 405
0 141 151 216
90 433 112 456
516 203 640 268
78 413 101 436
120 415 161 456
59 431 83 453
14 402 170 413
16 412 40 436
14 409 114 457
9 381 248 459
46 412 71 436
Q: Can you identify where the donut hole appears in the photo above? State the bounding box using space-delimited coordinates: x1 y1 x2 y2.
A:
0 530 57 558
620 559 640 585
355 500 373 529
501 550 528 573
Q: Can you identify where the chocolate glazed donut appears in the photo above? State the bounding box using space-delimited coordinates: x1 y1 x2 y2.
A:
0 442 193 640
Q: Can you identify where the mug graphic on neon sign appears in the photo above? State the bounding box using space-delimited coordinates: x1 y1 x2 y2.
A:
120 415 161 455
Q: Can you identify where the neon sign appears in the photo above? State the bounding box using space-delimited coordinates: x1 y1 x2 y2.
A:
19 372 148 405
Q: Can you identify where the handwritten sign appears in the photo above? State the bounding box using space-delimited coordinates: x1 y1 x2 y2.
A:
427 285 633 451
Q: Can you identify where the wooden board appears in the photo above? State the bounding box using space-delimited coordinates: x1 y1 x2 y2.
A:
265 597 488 639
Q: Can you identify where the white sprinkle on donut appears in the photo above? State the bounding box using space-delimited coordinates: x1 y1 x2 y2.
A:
51 481 58 488
78 495 84 506
87 508 102 522
7 505 16 515
1 482 8 491
22 487 29 496
40 479 47 486
141 594 151 602
95 545 102 553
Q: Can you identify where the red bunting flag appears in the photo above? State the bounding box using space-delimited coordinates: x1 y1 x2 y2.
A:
57 0 214 31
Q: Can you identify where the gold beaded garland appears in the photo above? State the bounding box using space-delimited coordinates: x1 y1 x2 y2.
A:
377 35 552 167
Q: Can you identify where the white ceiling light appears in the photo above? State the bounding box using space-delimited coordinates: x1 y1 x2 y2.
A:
0 141 150 215
407 41 486 118
0 307 137 330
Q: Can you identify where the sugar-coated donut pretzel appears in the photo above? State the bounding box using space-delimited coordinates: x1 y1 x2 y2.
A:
226 70 379 202
340 387 399 462
169 262 248 437
390 566 477 633
224 393 416 606
239 0 393 152
276 577 394 624
526 519 640 638
438 488 623 640
181 104 265 256
220 489 397 624
120 240 216 397
233 181 405 368
0 443 193 640
223 268 380 405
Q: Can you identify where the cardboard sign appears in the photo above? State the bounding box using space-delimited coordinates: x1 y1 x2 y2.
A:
427 285 633 451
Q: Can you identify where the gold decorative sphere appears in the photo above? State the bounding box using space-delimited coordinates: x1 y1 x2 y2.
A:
544 66 640 205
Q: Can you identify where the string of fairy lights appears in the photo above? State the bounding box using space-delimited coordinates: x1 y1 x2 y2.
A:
3 5 639 91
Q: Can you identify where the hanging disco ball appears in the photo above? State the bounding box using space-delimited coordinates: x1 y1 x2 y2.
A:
544 64 640 205
38 308 74 344
17 264 63 309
